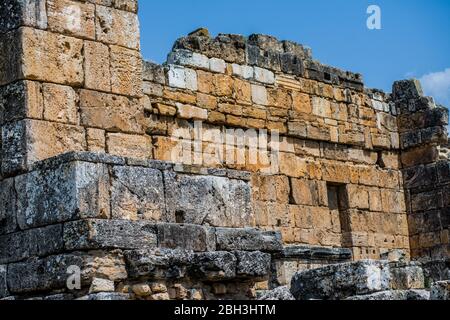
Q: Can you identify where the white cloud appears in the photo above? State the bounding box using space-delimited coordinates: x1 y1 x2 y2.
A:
419 68 450 107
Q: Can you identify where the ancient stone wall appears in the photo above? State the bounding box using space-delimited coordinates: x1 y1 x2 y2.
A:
0 0 449 300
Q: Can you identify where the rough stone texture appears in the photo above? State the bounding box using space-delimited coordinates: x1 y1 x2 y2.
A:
235 251 271 279
0 265 8 298
191 252 237 281
346 290 430 301
64 219 158 251
430 280 450 300
156 223 216 252
89 278 115 294
291 260 391 300
259 286 295 300
216 228 283 252
15 161 110 230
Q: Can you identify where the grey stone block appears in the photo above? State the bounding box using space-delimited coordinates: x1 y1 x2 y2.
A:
142 61 166 84
216 228 282 252
291 260 391 300
156 223 216 252
164 172 253 227
259 286 295 301
430 280 450 300
0 0 47 33
346 290 430 301
1 120 27 175
389 262 425 290
0 224 63 264
77 293 130 300
124 248 194 280
235 251 271 279
110 165 167 222
7 251 127 294
0 265 8 298
191 252 237 281
0 178 18 234
15 161 111 230
64 219 157 251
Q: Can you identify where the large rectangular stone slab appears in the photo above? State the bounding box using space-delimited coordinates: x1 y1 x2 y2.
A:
0 265 8 299
0 178 18 235
110 165 167 222
15 161 110 230
163 172 253 227
215 228 282 252
291 260 391 300
64 219 157 251
0 225 63 264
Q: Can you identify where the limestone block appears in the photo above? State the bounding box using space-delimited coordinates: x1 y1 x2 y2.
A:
95 5 140 50
167 49 209 70
112 0 138 13
77 292 130 300
209 58 226 73
7 251 127 293
232 64 254 79
215 228 283 252
79 89 144 134
291 260 391 300
347 184 369 210
15 161 110 230
0 0 47 33
86 128 106 152
430 280 450 300
21 28 84 86
42 83 78 124
0 265 8 299
251 85 268 106
0 178 18 235
167 65 187 89
110 165 166 222
124 248 194 280
164 172 253 227
254 67 275 84
110 45 142 97
156 223 216 252
106 132 152 159
0 81 43 125
1 120 86 175
191 252 237 281
0 225 63 264
346 290 430 301
89 278 115 294
259 286 295 300
389 262 425 290
47 0 95 39
235 251 271 279
84 40 111 92
64 219 158 250
177 103 208 120
311 97 332 118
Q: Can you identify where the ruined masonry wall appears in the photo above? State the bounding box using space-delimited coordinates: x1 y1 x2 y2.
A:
0 0 448 277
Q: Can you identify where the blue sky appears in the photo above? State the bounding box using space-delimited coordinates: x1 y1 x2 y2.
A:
138 0 450 107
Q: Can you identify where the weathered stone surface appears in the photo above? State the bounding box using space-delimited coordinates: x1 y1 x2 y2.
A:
110 165 166 221
235 251 271 279
143 61 166 84
42 83 78 124
0 265 8 298
215 228 282 252
124 248 194 280
15 161 110 230
389 262 425 290
106 132 152 159
0 0 47 33
7 251 127 293
291 260 391 300
0 178 18 235
84 41 111 92
164 172 253 227
430 280 450 300
0 225 63 264
110 45 142 97
89 278 115 294
346 290 430 301
21 27 84 86
259 286 295 301
156 223 216 252
77 292 130 300
64 219 157 251
191 252 237 281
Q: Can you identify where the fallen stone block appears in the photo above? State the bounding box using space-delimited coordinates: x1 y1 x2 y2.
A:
389 262 425 290
77 293 130 300
346 290 430 301
235 251 271 280
215 228 283 252
64 219 157 251
291 260 391 300
430 281 450 300
156 223 216 252
259 286 295 301
191 252 237 281
89 278 115 294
